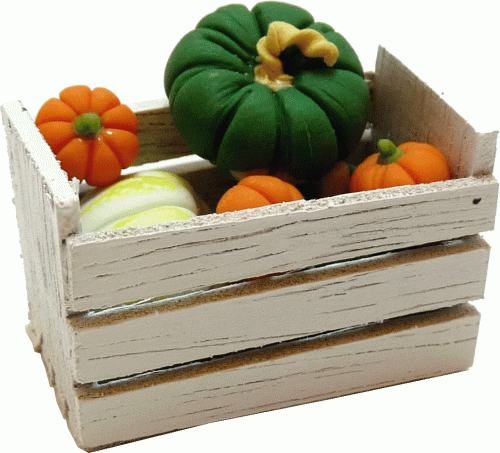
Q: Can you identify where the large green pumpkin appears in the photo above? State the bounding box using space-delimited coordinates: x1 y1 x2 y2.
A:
164 2 371 182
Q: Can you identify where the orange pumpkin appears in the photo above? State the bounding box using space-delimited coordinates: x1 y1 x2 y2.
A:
216 175 304 213
350 139 451 192
319 161 355 197
35 85 139 187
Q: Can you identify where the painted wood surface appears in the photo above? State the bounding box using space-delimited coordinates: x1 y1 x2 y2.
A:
69 235 489 383
129 98 191 166
66 175 497 313
1 101 80 435
68 304 479 451
372 47 499 178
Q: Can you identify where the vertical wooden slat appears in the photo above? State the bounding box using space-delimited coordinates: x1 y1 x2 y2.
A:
1 101 81 434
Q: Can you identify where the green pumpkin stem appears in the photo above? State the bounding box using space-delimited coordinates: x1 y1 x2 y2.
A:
73 113 102 138
377 139 404 164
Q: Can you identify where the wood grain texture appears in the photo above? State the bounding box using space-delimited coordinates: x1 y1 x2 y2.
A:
1 101 80 238
68 236 489 383
68 304 480 451
66 175 498 313
372 47 498 178
1 101 80 435
129 99 192 166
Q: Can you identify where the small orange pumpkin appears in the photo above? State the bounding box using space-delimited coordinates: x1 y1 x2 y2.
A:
35 85 139 187
350 139 451 192
216 175 304 213
319 161 356 198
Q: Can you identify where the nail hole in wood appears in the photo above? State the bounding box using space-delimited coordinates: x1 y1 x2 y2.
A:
473 198 482 205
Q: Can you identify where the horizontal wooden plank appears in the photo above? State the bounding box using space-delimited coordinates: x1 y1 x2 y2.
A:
130 99 192 166
69 304 479 451
68 235 489 383
66 176 498 313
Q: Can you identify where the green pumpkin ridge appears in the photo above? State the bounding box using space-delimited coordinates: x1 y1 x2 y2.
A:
196 4 262 53
212 85 256 167
165 29 253 95
293 69 370 159
216 83 279 171
197 28 257 67
307 23 365 76
275 88 338 180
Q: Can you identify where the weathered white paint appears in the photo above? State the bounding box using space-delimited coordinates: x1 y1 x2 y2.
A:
1 101 80 434
69 236 489 383
70 304 480 451
372 47 499 178
66 176 498 313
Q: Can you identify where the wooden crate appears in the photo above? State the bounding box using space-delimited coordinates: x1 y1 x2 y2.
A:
1 46 498 451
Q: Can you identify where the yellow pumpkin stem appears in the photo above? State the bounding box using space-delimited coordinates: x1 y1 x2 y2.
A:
254 21 339 91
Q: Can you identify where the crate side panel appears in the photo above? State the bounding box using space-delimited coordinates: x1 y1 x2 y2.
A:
130 99 192 165
372 47 498 178
69 236 489 383
72 305 479 451
67 176 498 312
1 102 82 435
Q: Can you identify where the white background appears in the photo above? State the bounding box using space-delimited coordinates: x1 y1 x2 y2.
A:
0 1 499 452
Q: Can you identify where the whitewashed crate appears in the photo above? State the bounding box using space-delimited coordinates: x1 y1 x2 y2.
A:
1 46 498 451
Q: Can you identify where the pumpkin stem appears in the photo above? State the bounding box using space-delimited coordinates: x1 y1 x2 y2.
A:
254 21 339 91
73 113 102 138
377 139 404 164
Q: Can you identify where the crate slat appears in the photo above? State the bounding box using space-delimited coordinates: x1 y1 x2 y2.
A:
68 235 489 383
67 304 479 451
66 176 497 313
372 47 498 178
1 101 80 423
129 98 192 166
